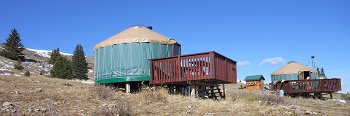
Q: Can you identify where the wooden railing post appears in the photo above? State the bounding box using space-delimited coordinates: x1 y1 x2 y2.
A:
149 60 153 84
210 52 216 79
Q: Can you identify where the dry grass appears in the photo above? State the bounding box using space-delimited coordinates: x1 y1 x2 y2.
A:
1 75 349 116
94 84 115 100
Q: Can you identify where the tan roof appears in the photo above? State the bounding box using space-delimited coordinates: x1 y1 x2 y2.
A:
94 26 178 50
272 61 315 75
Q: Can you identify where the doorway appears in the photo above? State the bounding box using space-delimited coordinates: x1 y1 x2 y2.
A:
303 71 310 80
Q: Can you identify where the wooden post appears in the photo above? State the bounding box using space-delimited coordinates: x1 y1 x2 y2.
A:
330 92 333 99
191 85 196 98
222 83 226 99
126 83 130 93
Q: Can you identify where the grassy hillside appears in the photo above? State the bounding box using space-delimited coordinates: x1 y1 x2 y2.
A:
0 75 349 115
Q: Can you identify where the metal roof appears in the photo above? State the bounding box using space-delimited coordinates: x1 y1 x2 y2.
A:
244 75 265 81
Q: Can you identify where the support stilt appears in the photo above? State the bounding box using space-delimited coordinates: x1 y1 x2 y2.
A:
126 83 130 93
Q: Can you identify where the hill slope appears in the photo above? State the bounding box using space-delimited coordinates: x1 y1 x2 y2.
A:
0 47 94 79
0 75 349 115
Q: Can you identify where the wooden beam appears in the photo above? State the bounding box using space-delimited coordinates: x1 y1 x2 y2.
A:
189 81 218 87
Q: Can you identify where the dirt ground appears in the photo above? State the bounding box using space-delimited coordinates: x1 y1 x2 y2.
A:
0 75 349 116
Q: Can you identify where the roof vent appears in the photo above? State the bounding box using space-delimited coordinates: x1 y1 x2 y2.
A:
146 26 152 30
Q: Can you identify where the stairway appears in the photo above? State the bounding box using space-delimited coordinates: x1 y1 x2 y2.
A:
206 85 225 99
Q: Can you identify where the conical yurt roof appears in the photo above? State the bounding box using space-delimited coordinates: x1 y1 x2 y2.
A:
94 26 178 50
272 61 315 75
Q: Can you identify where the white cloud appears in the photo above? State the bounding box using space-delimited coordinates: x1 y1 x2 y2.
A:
261 57 285 65
237 61 252 67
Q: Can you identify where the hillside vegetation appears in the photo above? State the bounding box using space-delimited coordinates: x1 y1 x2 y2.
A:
0 75 349 116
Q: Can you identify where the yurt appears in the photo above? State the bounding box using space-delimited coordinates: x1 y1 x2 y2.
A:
94 26 181 85
271 61 318 83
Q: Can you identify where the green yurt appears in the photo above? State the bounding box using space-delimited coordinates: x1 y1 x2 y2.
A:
271 61 318 83
94 26 181 84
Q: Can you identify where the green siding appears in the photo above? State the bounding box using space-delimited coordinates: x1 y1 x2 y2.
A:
94 43 180 84
96 76 150 84
271 72 319 83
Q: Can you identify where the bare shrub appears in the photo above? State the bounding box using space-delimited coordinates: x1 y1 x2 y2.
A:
236 92 286 106
94 84 114 100
258 93 286 105
341 93 350 101
138 88 168 105
95 97 133 116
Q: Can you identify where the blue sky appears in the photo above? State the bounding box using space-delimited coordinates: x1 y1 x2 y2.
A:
1 0 349 92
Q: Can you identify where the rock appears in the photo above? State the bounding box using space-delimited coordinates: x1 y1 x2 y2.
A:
34 108 40 112
312 112 318 115
305 110 313 115
204 113 215 116
2 102 14 108
99 103 108 108
28 108 33 112
40 108 47 112
14 90 20 95
34 88 43 92
11 109 16 113
1 102 16 113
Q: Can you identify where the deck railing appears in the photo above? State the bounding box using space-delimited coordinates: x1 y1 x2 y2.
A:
271 79 341 93
149 51 237 85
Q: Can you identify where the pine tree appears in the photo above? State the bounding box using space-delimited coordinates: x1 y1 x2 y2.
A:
0 29 25 61
14 59 24 70
321 67 326 77
71 44 88 80
49 48 61 64
50 56 72 79
24 70 30 77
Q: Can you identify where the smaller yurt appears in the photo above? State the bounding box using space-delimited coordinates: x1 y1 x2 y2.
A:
271 61 318 83
244 75 265 91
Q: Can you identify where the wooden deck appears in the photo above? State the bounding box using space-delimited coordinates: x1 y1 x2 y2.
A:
149 51 237 85
270 78 341 94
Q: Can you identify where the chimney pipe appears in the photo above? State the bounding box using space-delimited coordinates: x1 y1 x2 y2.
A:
147 26 152 30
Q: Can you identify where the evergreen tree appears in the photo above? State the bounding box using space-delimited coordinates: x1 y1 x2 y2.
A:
14 59 24 70
49 48 61 64
71 44 88 80
24 70 30 77
0 29 25 61
50 56 72 79
321 67 326 77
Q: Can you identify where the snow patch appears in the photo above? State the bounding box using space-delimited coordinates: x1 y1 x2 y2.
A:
0 73 12 76
237 79 246 84
88 69 93 73
0 68 9 71
26 48 73 58
81 80 95 84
